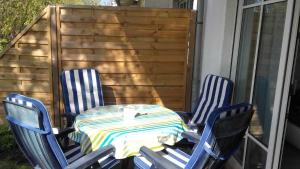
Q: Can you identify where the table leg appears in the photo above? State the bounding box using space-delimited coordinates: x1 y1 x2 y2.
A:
121 157 133 169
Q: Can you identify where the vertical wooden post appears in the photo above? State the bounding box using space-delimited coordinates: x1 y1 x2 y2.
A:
185 11 197 112
56 6 64 127
50 6 60 127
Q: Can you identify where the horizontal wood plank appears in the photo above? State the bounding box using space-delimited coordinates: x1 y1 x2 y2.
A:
60 28 187 38
61 22 157 30
61 8 190 17
62 61 184 74
20 56 49 62
100 74 184 86
102 86 184 97
125 10 189 18
0 92 52 104
61 53 185 62
30 20 48 32
104 97 183 103
104 97 184 109
0 80 50 92
0 67 20 73
18 31 49 44
20 68 49 74
7 48 49 56
59 6 190 13
61 35 186 43
0 61 49 68
0 55 18 61
60 22 188 31
61 49 186 56
0 73 49 80
60 15 189 25
61 41 186 50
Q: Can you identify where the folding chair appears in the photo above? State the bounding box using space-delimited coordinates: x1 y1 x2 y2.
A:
3 93 119 169
134 103 253 169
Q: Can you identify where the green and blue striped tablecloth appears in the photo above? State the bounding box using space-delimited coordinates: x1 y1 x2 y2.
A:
69 104 189 159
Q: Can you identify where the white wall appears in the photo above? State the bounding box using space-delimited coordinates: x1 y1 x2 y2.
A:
198 0 237 84
220 0 238 77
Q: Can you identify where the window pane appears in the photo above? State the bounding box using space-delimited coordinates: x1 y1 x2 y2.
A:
234 7 260 103
250 2 287 145
244 0 261 6
245 138 267 169
233 138 246 164
233 6 260 165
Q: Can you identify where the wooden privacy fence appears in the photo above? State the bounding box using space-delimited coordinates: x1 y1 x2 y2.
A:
0 5 196 126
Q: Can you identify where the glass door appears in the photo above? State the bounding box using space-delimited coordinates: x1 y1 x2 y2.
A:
231 0 295 168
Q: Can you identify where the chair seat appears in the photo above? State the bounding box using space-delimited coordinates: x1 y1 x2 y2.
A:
65 145 119 169
134 146 190 169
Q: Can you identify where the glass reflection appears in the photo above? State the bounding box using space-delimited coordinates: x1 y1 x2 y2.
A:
234 7 260 103
244 0 261 6
245 138 267 169
250 2 287 145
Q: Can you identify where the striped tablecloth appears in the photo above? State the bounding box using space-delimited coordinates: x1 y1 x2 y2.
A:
69 104 189 159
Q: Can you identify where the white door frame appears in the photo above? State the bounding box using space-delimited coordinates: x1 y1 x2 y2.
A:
230 0 244 81
229 0 296 168
265 0 295 168
272 1 300 168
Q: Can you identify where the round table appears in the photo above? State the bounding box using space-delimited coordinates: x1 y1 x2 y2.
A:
69 104 189 159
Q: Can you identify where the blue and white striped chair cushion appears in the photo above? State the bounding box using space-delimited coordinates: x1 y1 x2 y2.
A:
5 96 41 129
219 103 252 119
61 68 104 115
6 96 67 135
134 147 190 169
190 74 233 125
6 96 33 108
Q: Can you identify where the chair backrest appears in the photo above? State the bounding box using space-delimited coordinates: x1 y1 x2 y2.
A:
60 68 104 115
190 74 233 125
3 93 68 169
185 103 253 169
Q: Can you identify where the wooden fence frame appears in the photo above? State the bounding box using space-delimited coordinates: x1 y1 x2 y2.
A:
0 5 196 127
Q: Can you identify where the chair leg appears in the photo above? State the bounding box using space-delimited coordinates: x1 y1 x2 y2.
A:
63 116 75 147
175 139 194 154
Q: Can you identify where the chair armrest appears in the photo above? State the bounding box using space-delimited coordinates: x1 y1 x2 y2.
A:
139 146 181 169
176 111 193 123
65 145 115 169
181 132 200 143
54 127 75 138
